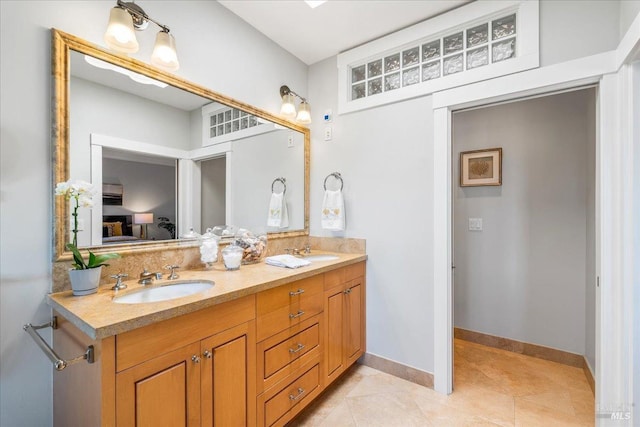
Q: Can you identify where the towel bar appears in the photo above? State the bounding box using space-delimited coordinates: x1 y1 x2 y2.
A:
271 177 287 194
323 172 344 191
23 316 94 371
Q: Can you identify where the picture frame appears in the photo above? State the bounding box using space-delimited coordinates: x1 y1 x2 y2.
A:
460 147 502 187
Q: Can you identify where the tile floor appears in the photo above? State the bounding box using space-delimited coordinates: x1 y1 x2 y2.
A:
290 339 594 426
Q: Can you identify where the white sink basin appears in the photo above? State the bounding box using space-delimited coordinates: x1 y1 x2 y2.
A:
303 254 339 262
113 280 214 304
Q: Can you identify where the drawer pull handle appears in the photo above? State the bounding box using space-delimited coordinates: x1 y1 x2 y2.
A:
289 387 305 401
289 289 305 296
289 343 305 354
191 355 201 364
289 310 305 319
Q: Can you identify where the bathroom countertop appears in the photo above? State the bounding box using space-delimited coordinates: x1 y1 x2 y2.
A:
46 251 367 340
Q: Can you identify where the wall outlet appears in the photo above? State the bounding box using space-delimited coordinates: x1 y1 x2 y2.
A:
287 134 294 147
324 126 332 141
468 218 482 231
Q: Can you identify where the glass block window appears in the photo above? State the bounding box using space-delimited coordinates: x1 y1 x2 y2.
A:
349 12 517 101
208 107 259 138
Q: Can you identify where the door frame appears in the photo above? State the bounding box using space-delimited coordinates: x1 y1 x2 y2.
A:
432 36 638 415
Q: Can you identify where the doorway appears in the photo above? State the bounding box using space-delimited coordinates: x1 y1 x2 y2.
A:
450 88 596 410
199 156 227 230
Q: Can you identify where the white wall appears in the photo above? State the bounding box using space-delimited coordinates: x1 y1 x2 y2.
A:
103 158 176 241
452 89 595 355
0 1 306 426
309 57 436 371
632 59 640 426
307 1 620 377
539 0 620 67
230 129 305 232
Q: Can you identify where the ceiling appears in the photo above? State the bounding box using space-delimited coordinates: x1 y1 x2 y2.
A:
218 0 472 65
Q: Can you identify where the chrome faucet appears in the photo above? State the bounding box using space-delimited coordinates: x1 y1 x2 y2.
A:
138 268 162 285
285 244 311 256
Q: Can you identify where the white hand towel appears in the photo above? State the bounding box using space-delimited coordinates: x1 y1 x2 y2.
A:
267 191 289 228
265 254 311 269
321 189 345 231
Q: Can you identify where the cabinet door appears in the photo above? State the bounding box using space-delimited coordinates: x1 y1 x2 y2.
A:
116 342 201 427
324 286 345 384
201 321 256 427
345 279 365 366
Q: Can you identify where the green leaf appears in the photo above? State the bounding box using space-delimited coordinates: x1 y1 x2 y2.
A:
87 251 120 269
66 243 88 269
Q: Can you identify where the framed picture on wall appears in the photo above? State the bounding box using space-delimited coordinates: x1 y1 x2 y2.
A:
460 148 502 187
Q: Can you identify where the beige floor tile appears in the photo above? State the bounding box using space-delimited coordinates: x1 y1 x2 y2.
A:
289 340 594 426
515 398 593 427
346 392 430 426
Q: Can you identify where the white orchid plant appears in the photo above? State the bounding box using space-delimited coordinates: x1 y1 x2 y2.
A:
55 179 119 270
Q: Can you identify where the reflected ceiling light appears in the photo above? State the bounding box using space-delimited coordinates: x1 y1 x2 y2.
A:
104 0 179 71
279 85 311 124
84 55 168 88
304 0 327 9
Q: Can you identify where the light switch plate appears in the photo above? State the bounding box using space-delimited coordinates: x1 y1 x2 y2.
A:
469 218 482 231
324 126 332 141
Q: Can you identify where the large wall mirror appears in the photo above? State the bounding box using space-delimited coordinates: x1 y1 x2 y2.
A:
53 29 309 261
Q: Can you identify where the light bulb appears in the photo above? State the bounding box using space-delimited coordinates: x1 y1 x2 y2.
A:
104 7 139 53
151 31 179 71
296 101 311 124
280 93 297 118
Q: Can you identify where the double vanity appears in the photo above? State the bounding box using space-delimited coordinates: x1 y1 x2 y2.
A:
47 252 366 426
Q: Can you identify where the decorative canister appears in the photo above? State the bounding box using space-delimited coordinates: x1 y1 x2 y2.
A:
222 243 243 270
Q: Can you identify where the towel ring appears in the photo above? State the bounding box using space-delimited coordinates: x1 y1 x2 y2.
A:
271 177 286 194
323 172 344 191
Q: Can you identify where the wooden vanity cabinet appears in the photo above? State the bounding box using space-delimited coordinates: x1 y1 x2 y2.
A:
324 262 366 386
53 261 366 427
115 296 256 427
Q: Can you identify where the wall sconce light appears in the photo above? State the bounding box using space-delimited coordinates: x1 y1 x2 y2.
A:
134 212 154 239
280 85 312 124
104 0 179 71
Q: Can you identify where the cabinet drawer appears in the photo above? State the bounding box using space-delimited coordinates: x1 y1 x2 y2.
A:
257 291 323 341
264 322 319 378
257 275 323 315
263 363 320 427
256 314 321 394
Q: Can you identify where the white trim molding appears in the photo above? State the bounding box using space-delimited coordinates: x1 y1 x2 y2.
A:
338 0 539 115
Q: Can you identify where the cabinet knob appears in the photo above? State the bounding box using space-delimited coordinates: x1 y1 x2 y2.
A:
203 350 212 359
191 355 201 364
289 387 305 401
344 288 352 295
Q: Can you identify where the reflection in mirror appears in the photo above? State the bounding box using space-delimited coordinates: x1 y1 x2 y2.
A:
55 29 309 259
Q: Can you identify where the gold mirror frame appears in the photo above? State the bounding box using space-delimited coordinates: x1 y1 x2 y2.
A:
52 29 310 261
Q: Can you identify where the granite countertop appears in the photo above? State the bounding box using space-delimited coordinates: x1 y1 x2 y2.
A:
46 252 367 340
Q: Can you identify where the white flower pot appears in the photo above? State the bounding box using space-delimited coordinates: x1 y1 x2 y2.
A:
68 266 102 296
